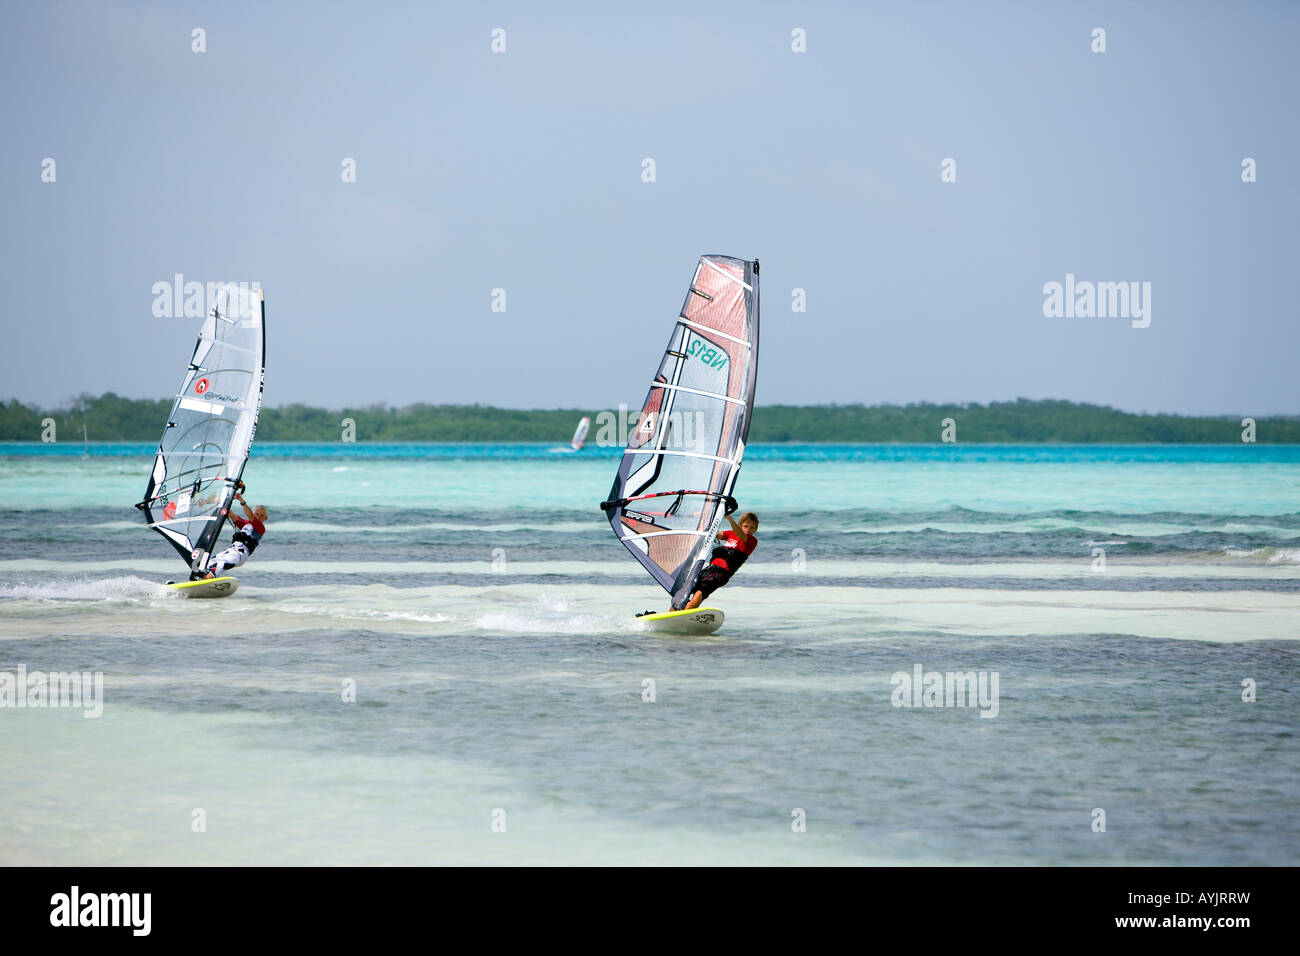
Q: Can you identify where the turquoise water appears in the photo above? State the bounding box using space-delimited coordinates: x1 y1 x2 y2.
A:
1 444 1297 864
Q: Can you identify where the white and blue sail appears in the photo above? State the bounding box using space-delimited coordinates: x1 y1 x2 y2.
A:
600 256 759 609
571 415 591 451
137 286 265 577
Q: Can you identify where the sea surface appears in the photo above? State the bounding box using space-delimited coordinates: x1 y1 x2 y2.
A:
2 442 1298 865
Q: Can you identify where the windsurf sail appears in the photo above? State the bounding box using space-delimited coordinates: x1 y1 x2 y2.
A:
137 286 265 576
600 255 759 609
571 416 591 451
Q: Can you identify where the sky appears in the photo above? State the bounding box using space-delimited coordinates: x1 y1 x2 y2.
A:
1 0 1297 415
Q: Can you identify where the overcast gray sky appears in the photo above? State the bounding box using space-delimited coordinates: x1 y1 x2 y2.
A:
2 0 1296 414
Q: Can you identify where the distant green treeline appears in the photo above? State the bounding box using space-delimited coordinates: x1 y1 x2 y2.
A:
2 393 1296 443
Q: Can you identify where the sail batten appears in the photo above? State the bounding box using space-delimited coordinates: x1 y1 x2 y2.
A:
184 340 260 357
676 317 751 347
650 382 747 405
139 287 265 574
601 255 759 609
621 448 739 465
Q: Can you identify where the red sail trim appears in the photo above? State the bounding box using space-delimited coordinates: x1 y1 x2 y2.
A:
629 379 667 450
683 259 747 342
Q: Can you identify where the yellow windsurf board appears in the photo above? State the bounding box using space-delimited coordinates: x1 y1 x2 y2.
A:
635 607 724 635
165 576 239 598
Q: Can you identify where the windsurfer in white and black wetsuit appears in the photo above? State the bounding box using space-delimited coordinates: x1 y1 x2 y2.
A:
679 511 758 609
201 485 267 579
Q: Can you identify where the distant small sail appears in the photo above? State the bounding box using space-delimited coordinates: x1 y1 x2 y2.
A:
599 255 759 609
137 287 266 577
571 416 591 451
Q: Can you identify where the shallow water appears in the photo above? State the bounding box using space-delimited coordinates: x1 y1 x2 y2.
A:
2 444 1297 864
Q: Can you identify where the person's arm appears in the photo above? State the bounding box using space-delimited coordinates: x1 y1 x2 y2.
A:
725 514 749 544
235 494 255 521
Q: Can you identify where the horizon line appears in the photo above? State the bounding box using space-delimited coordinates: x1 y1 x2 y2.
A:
4 394 1297 420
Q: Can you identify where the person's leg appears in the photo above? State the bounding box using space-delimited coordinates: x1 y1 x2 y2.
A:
685 568 728 609
206 544 247 578
203 552 227 579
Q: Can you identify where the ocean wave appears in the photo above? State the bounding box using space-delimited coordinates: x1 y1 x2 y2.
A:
1222 546 1300 564
0 575 169 602
271 604 455 625
472 611 630 634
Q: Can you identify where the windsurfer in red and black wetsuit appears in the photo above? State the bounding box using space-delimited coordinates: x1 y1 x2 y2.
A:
202 484 268 578
680 511 758 609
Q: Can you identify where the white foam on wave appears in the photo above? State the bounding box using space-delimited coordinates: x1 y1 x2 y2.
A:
1219 546 1299 563
0 575 169 602
272 604 455 625
472 611 628 634
1223 547 1266 558
533 593 572 613
470 590 622 634
1220 522 1300 536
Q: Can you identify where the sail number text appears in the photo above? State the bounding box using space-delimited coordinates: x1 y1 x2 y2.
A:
687 338 727 371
